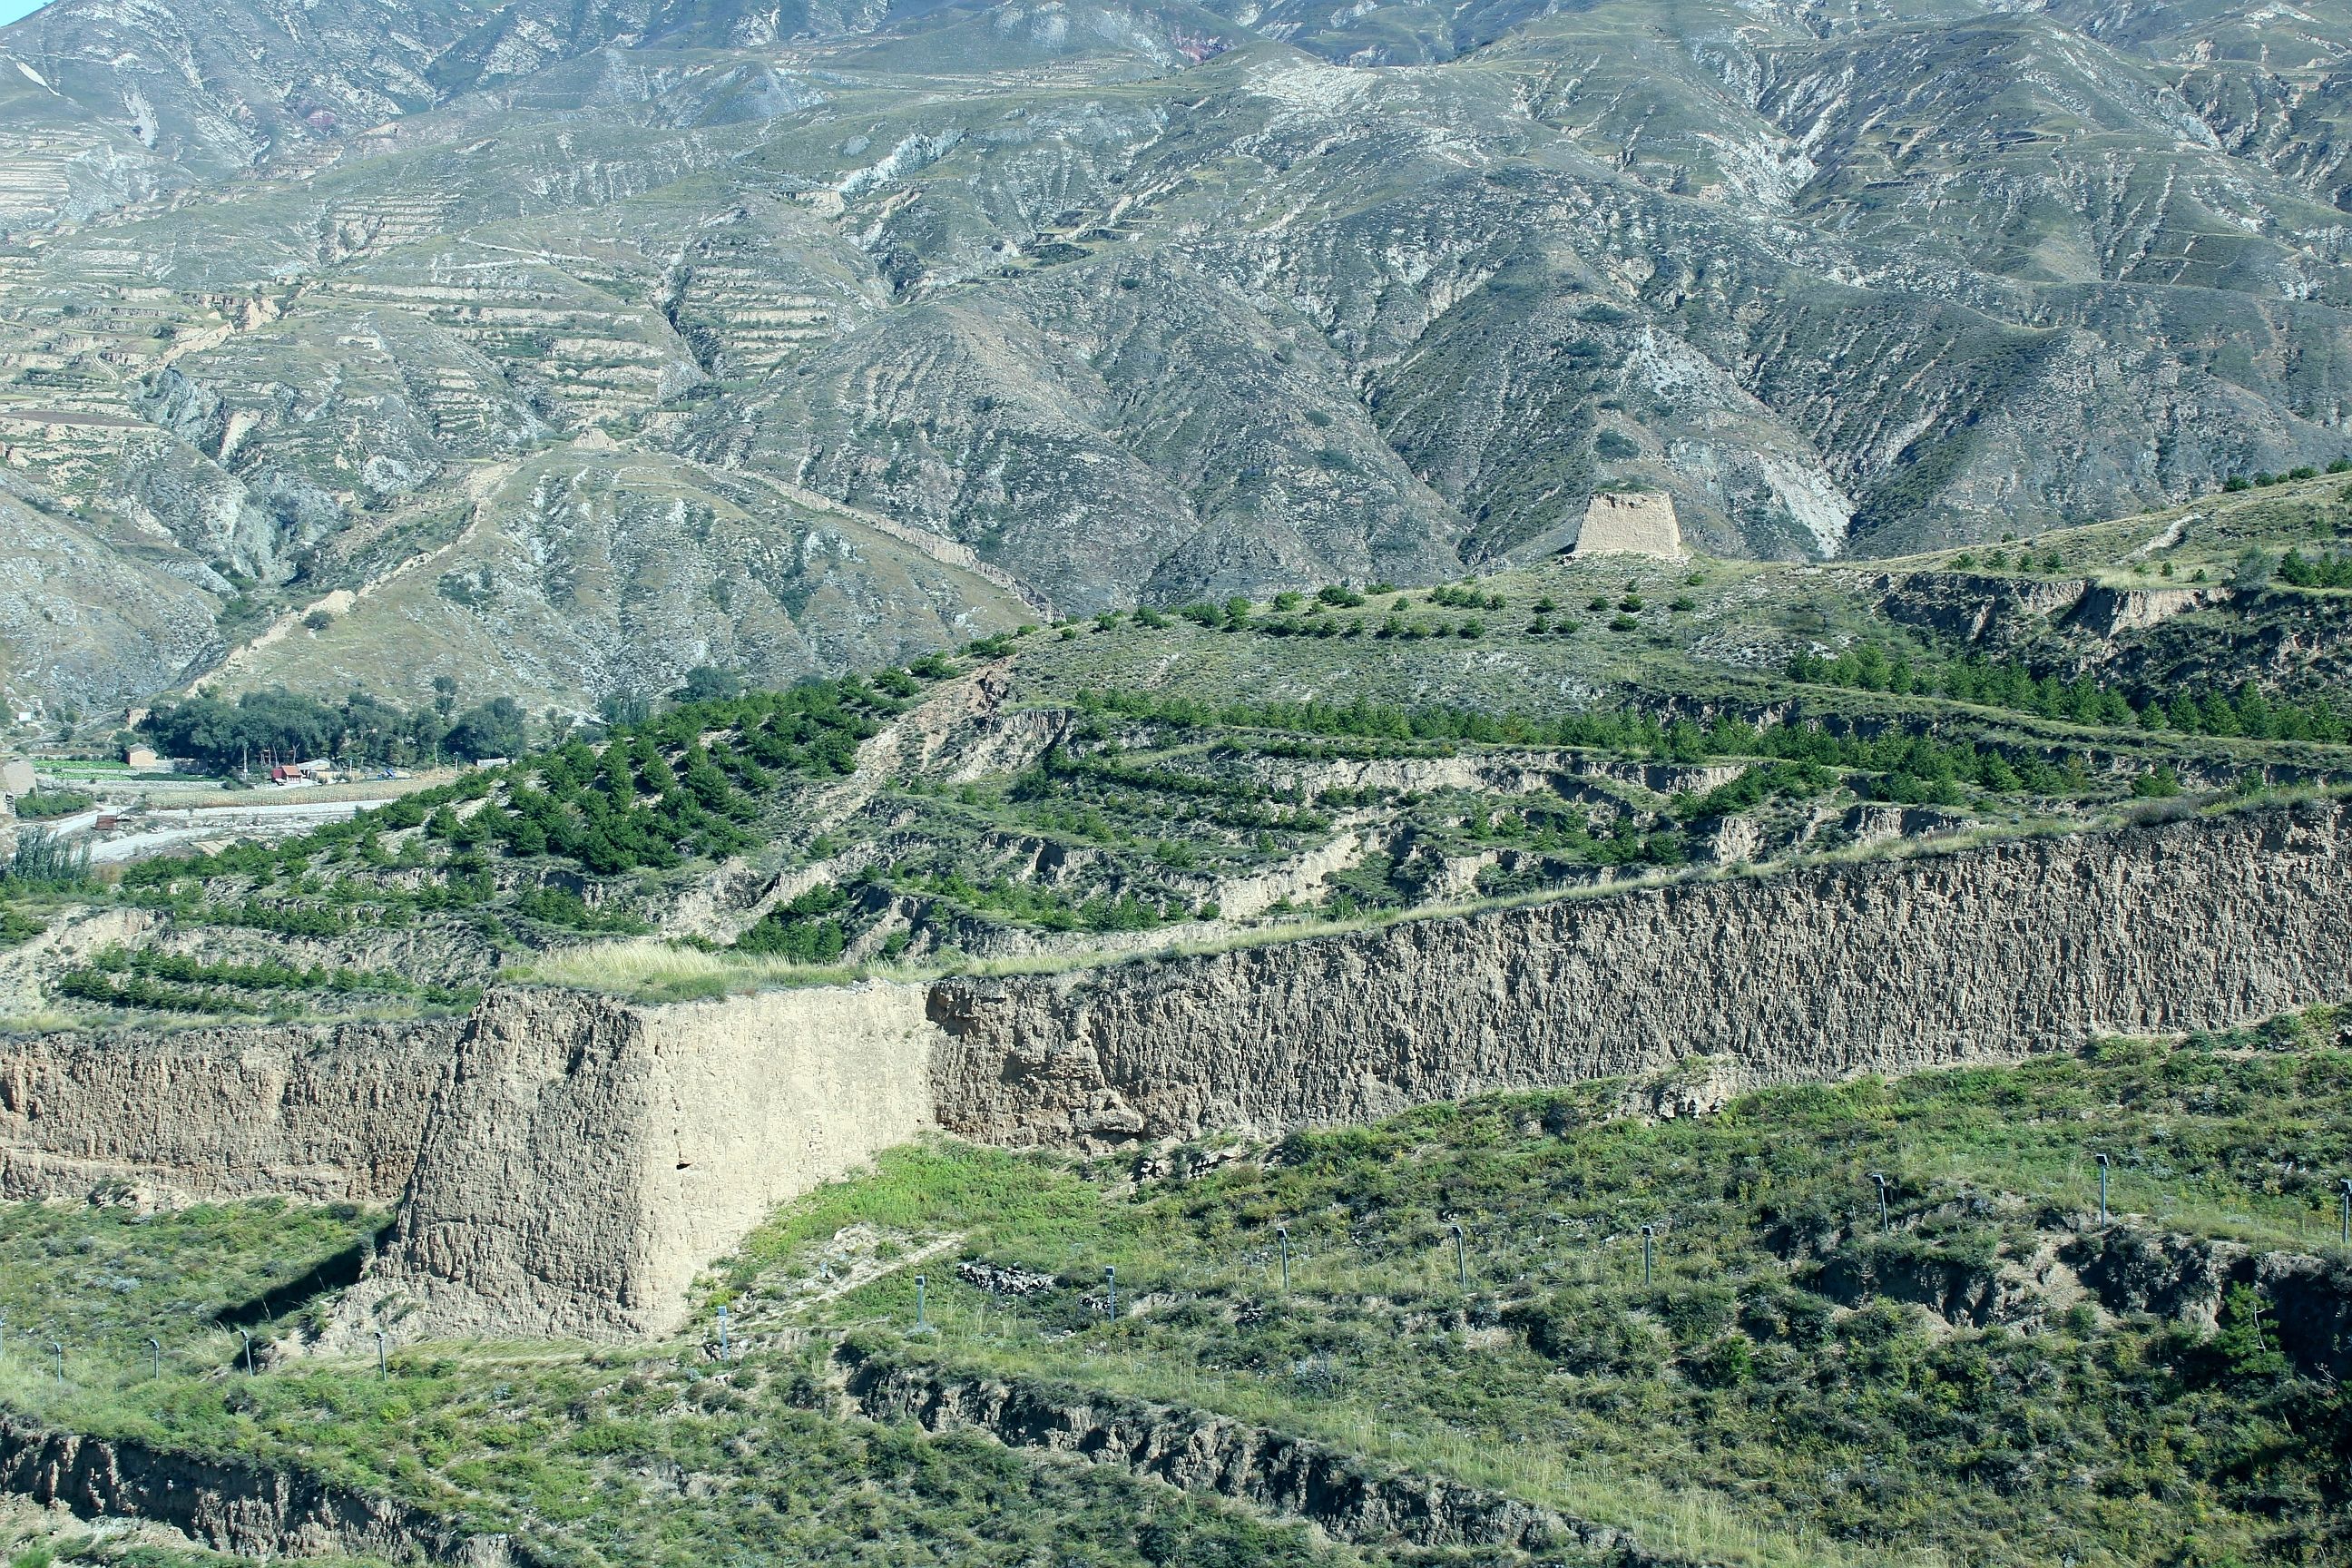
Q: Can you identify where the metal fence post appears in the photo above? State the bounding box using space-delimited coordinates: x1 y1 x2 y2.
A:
147 1338 161 1381
238 1329 255 1376
718 1303 732 1357
2094 1153 2111 1225
1104 1266 1116 1322
1277 1226 1290 1295
2340 1179 2350 1248
1869 1171 1891 1233
376 1331 388 1380
1448 1222 1466 1289
1641 1224 1656 1288
48 1342 61 1385
913 1278 926 1334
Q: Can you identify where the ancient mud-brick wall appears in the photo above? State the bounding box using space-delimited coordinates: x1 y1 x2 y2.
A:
328 983 936 1342
1572 491 1681 556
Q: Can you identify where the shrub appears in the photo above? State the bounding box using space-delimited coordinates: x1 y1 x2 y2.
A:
1511 1298 1669 1376
735 884 852 962
513 885 651 934
1688 1334 1755 1388
11 790 92 819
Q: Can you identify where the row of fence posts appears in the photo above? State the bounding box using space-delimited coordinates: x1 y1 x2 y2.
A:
24 1156 2320 1369
900 1164 2352 1332
0 1318 404 1385
67 1152 2328 1367
1867 1163 2352 1239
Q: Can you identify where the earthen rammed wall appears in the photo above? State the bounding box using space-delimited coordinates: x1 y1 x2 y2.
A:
3 801 2347 1339
926 801 2352 1146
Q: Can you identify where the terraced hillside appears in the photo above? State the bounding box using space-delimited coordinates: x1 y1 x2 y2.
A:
6 0 2352 718
0 406 2341 1563
6 470 2349 1024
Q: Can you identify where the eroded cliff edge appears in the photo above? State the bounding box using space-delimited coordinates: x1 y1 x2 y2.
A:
3 800 2347 1342
0 1016 458 1207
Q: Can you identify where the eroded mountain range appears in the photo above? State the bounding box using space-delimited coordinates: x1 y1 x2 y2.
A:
4 0 2352 715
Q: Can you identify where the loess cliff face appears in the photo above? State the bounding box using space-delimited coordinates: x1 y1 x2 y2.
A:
926 800 2352 1147
6 803 2350 1340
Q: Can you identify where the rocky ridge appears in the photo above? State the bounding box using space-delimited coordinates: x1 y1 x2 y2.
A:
0 1416 523 1565
835 1344 1704 1563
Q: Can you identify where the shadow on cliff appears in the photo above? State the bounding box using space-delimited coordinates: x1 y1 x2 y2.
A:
211 1219 401 1338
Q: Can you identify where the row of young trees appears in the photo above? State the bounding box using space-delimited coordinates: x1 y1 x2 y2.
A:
1785 645 2350 742
130 676 902 893
1078 686 2138 806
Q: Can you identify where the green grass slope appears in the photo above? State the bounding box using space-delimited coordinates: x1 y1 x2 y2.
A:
0 1024 2346 1564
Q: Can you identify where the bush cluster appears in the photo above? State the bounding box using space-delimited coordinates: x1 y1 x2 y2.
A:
12 789 93 819
2276 548 2352 590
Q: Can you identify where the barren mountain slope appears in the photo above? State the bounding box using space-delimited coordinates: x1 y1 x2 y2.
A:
5 0 2352 717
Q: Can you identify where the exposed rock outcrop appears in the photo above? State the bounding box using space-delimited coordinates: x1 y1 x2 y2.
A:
1807 1240 2039 1329
2068 1225 2352 1379
1872 570 2091 645
837 1348 1698 1562
2071 583 2230 638
0 1416 519 1564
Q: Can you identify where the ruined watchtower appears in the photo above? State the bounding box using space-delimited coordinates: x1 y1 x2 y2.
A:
1572 491 1681 559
